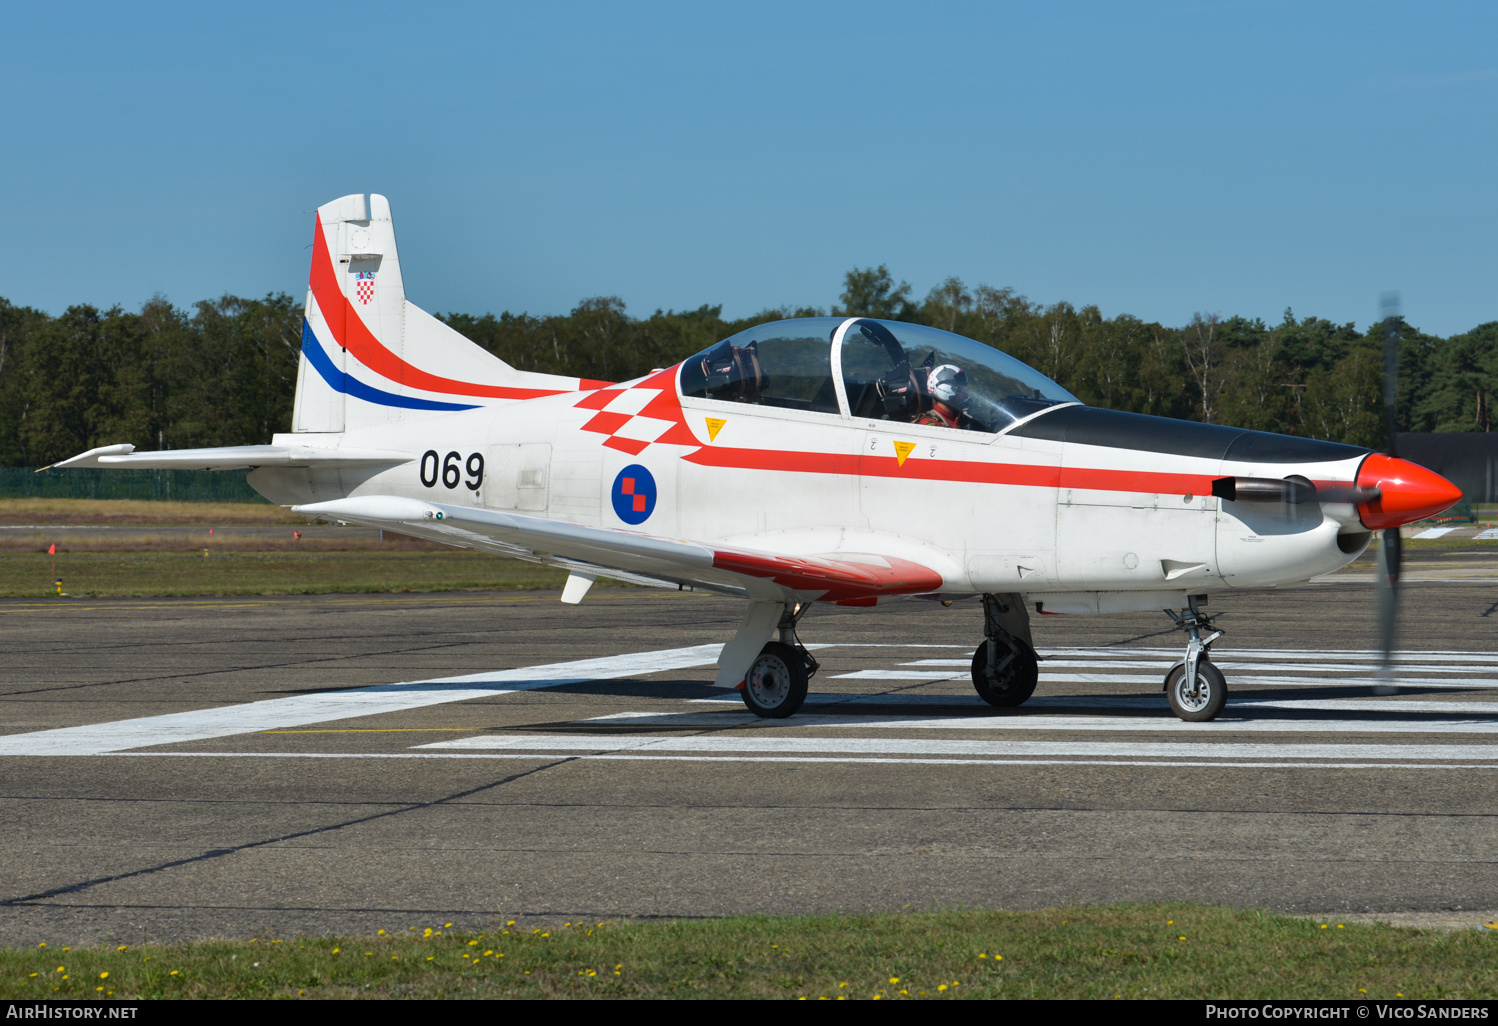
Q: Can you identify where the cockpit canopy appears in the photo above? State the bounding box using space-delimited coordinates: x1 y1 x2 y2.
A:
678 316 1079 432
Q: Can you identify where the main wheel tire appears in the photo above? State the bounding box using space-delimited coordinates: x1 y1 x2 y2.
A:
970 640 1039 707
741 641 809 719
1165 660 1228 722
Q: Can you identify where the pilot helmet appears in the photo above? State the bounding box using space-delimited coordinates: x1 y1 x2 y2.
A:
927 363 970 410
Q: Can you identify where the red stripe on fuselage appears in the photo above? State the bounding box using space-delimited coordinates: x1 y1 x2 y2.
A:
688 445 1231 496
308 217 590 402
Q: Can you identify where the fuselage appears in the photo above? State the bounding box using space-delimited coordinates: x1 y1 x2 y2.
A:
247 316 1460 611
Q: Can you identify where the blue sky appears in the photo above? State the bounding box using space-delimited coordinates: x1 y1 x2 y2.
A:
3 1 1495 336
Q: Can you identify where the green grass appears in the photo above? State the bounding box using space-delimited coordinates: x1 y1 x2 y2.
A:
0 549 571 597
0 498 301 525
3 906 1495 1000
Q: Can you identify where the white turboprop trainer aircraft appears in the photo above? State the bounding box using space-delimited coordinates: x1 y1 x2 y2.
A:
56 194 1463 722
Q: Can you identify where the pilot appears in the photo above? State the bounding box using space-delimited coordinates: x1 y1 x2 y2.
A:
915 363 971 429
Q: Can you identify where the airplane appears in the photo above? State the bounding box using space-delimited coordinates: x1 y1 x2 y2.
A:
54 193 1463 722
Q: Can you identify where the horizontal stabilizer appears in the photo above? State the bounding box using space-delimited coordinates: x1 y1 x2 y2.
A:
49 443 414 472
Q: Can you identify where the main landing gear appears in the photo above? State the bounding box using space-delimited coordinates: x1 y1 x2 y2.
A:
970 593 1040 707
741 603 820 719
1162 595 1227 722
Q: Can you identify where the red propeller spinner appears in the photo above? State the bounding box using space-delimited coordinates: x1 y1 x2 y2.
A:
1356 453 1464 530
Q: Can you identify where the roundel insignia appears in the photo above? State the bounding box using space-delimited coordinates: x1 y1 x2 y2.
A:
611 464 657 525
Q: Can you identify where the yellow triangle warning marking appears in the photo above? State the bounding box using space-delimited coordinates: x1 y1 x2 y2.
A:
893 440 917 466
705 417 726 442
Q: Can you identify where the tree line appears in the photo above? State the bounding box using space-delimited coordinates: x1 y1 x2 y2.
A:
1 266 1495 468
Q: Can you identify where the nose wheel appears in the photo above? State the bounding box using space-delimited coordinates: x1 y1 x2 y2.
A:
1162 595 1228 721
1164 660 1227 721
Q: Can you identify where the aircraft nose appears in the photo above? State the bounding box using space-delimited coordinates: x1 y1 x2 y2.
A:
1356 453 1464 530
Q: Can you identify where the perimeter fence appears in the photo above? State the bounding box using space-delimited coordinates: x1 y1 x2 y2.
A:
0 467 266 503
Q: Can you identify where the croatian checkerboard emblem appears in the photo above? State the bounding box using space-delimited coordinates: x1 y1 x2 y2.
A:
355 271 376 305
611 464 657 525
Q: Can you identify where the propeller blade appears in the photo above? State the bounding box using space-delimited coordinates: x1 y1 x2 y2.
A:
1375 526 1401 694
1374 293 1402 694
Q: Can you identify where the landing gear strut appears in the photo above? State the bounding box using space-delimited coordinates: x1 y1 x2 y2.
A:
741 603 819 719
971 593 1039 707
1162 595 1227 722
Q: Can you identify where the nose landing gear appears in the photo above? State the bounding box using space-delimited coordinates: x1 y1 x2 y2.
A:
1163 595 1227 721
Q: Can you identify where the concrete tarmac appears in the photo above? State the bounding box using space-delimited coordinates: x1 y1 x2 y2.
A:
3 565 1498 946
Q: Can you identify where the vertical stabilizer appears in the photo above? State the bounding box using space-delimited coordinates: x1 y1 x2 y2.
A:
291 194 607 435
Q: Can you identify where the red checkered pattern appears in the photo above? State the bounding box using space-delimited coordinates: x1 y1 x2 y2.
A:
575 367 702 456
356 280 374 305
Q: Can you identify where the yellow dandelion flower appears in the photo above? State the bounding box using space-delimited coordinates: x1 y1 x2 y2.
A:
331 948 340 954
938 984 947 992
467 940 478 946
1178 936 1186 941
99 972 108 979
377 930 386 935
116 946 127 951
37 943 45 948
445 923 453 928
1338 924 1344 929
1320 924 1328 929
170 971 179 976
978 953 986 958
426 957 434 962
889 977 899 984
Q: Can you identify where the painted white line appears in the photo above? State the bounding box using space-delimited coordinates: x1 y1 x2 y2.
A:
99 752 1498 771
582 711 1498 735
694 693 1498 711
1040 649 1498 664
0 645 723 757
908 657 1498 675
838 669 1498 688
1477 529 1498 541
1039 673 1498 688
1237 698 1498 715
1414 527 1458 539
833 670 962 680
415 733 1498 761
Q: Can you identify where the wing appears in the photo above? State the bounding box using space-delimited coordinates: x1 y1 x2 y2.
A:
294 495 945 604
49 443 413 472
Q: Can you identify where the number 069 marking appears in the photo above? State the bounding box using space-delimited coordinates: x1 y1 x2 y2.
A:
419 449 484 491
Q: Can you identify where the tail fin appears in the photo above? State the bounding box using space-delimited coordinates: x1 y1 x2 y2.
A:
292 193 605 434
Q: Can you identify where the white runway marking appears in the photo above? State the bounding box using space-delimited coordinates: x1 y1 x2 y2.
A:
101 751 1498 770
416 733 1498 762
0 645 722 756
835 669 1498 688
908 657 1497 675
578 710 1498 735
